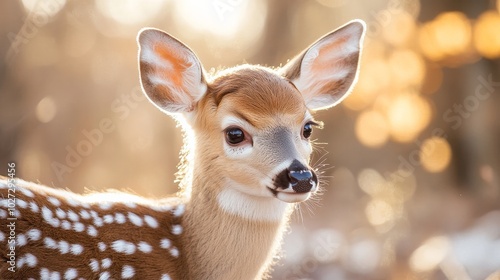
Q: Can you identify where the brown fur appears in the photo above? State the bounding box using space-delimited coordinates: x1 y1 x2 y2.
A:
0 176 184 279
1 20 365 280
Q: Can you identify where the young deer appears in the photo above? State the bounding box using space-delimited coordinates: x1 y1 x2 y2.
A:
0 20 365 279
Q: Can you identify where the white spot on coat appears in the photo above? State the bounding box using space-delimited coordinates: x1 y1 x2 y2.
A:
98 242 107 252
128 212 143 227
172 224 183 235
170 247 180 258
160 239 171 249
17 199 28 208
115 213 126 224
16 234 27 247
27 229 41 241
42 206 60 228
93 217 104 227
67 210 79 222
121 265 135 279
161 274 172 280
101 258 112 269
137 241 152 253
0 209 7 219
71 244 83 255
40 268 60 280
87 225 98 237
66 197 80 207
144 215 159 228
73 222 85 232
41 206 53 221
24 253 38 267
103 214 114 224
124 202 137 208
90 210 99 219
61 220 72 230
19 187 35 198
40 268 50 280
17 256 26 268
30 202 39 213
99 202 113 210
44 237 57 249
89 259 100 272
64 268 78 280
47 196 61 207
172 204 185 217
56 208 67 219
111 240 136 254
99 271 110 280
80 209 91 220
59 240 70 254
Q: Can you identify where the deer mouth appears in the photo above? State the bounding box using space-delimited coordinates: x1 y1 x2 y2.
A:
267 187 313 203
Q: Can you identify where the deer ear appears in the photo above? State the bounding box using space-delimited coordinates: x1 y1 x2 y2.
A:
281 20 366 111
137 28 207 114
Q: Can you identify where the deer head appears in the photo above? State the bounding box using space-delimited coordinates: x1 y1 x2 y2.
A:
137 21 365 210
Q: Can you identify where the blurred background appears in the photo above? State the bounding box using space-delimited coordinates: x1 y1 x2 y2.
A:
1 0 499 279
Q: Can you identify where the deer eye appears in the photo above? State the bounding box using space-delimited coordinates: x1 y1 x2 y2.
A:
225 127 246 145
302 123 313 139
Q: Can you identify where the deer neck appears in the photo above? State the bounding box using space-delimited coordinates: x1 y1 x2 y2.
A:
180 171 293 280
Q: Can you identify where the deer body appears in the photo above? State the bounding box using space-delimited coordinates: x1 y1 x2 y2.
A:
1 178 184 279
1 20 365 279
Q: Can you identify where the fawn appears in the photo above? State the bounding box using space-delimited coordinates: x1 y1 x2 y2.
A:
0 20 365 279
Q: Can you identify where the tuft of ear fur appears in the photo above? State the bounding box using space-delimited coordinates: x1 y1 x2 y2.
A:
281 20 366 111
137 28 207 114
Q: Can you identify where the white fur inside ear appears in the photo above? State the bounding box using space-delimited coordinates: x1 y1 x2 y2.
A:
292 21 365 110
139 30 207 113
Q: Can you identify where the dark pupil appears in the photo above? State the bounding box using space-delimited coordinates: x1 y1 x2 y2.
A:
227 128 244 144
303 123 313 138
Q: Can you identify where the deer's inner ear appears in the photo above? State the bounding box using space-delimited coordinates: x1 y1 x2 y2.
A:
281 20 366 111
138 28 207 115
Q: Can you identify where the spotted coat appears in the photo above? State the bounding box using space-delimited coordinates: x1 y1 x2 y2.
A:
0 176 184 279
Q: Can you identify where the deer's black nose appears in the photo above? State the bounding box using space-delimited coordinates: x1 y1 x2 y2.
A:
287 160 317 193
273 160 318 193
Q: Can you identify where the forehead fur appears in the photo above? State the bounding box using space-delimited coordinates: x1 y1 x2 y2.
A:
208 65 307 128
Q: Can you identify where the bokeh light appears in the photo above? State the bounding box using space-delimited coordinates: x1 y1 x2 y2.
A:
346 239 381 274
36 97 57 123
418 21 446 61
388 49 426 87
420 136 452 173
344 57 389 111
95 0 164 25
172 0 266 40
365 199 395 226
418 12 472 63
409 236 450 272
358 169 386 197
21 0 67 17
432 12 471 57
315 0 345 8
389 172 417 202
387 93 432 143
474 11 500 59
355 110 390 147
381 11 417 47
